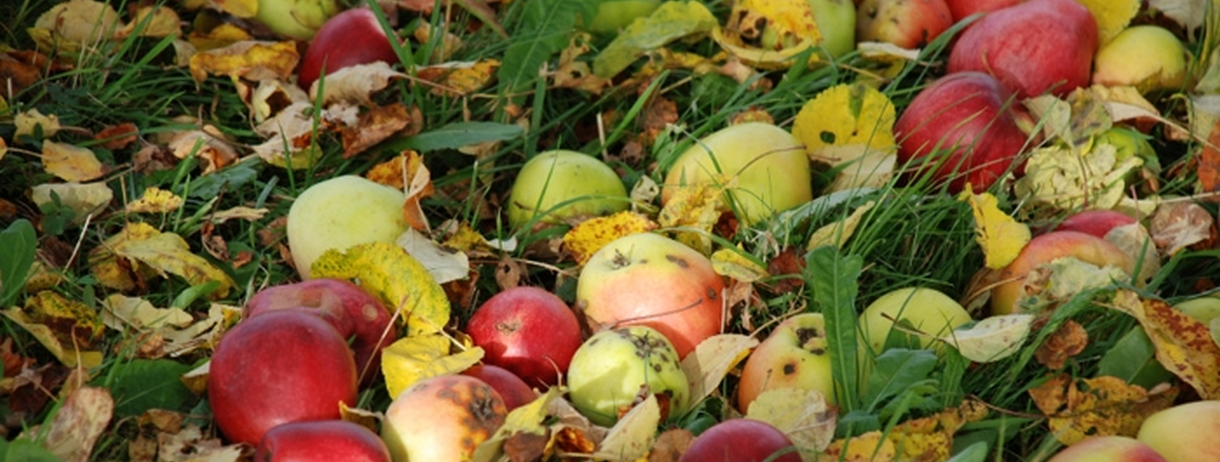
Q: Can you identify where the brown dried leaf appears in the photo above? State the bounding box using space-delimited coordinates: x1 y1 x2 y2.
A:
37 386 114 462
94 122 139 150
1149 201 1217 256
1035 319 1089 370
1198 120 1220 195
311 61 407 106
340 103 414 158
165 129 238 174
648 429 694 462
1028 373 1177 445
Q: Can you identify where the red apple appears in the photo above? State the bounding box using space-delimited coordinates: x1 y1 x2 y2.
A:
991 231 1135 315
947 0 1098 98
856 0 953 49
381 375 507 462
678 418 802 462
1137 400 1220 462
944 0 1023 23
461 365 537 411
465 286 582 387
298 7 399 90
209 310 358 445
576 232 726 358
895 72 1033 192
1047 436 1167 462
254 420 391 462
245 278 397 386
737 314 835 412
1050 210 1138 238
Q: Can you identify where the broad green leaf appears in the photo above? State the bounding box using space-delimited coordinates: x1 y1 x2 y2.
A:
387 122 524 153
0 438 65 462
862 348 937 409
806 245 863 412
0 219 36 307
1097 326 1175 389
311 241 450 336
592 1 717 78
498 0 580 97
946 441 988 462
103 359 194 417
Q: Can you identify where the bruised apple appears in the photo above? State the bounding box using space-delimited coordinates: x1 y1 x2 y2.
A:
1046 436 1168 462
287 175 408 279
991 231 1134 315
567 326 690 426
737 313 834 412
678 418 802 462
245 278 397 385
461 365 537 411
507 150 629 228
1137 401 1220 462
254 420 391 462
298 7 399 90
577 232 726 358
209 310 358 445
466 286 582 387
382 375 507 462
856 0 953 49
662 123 812 225
859 287 972 353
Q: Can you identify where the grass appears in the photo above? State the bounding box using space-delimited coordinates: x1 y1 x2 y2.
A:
1 0 1217 460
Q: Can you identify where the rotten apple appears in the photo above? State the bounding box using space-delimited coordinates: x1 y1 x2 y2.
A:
461 364 537 411
465 286 582 387
298 7 399 90
209 310 358 445
678 418 802 462
567 326 690 426
856 0 953 49
381 375 507 462
254 420 391 462
737 313 835 412
576 232 726 358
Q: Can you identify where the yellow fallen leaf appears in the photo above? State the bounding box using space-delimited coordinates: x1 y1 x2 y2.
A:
88 222 235 298
116 6 181 39
563 211 658 266
188 40 299 83
100 294 193 331
311 241 451 336
710 247 768 283
1 306 103 368
806 200 875 250
958 188 1031 269
125 187 183 214
15 108 61 140
213 0 258 18
1109 290 1220 399
1075 0 1141 45
593 394 658 461
823 431 896 462
381 334 483 398
26 290 105 346
657 179 727 254
746 388 836 452
29 0 122 53
416 59 500 97
42 141 105 182
940 314 1034 363
886 399 989 462
681 334 758 404
29 182 114 225
472 388 560 462
1029 373 1177 445
793 83 897 154
188 23 254 51
711 27 819 70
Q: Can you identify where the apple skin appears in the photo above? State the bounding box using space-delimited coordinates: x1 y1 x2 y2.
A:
944 0 1023 23
254 420 392 462
209 310 358 445
947 0 1097 98
1092 25 1189 94
737 313 834 413
586 0 660 33
1050 210 1137 239
298 8 399 90
991 231 1135 315
567 326 690 427
1046 436 1168 462
507 150 629 228
465 286 583 387
460 365 538 411
678 418 802 462
287 175 409 279
245 278 397 386
859 287 972 353
1173 297 1220 325
256 0 340 40
381 375 507 462
576 232 726 359
856 0 953 49
810 0 857 58
894 72 1033 193
661 123 813 226
1137 401 1220 462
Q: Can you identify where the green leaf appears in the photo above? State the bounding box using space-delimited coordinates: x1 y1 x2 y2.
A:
498 0 581 98
0 438 64 462
0 219 36 307
806 245 863 413
104 359 194 417
387 122 524 153
184 160 259 199
1097 326 1175 388
591 1 717 78
947 441 989 462
862 348 937 409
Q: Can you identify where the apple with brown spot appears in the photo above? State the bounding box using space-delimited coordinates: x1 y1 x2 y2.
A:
381 375 507 462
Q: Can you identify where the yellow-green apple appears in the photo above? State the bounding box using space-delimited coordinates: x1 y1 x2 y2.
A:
856 0 953 49
661 122 812 226
254 420 391 462
465 286 583 387
894 72 1033 192
944 0 1023 23
460 365 537 411
586 0 660 33
1050 210 1137 238
256 0 339 40
991 231 1135 315
381 375 507 462
1174 297 1220 324
576 232 726 358
298 7 399 90
1046 436 1168 462
245 278 397 386
677 418 802 462
1137 400 1220 462
737 313 834 413
209 310 358 445
810 0 857 58
947 0 1097 98
567 326 690 426
507 150 629 228
858 287 972 353
287 175 408 279
1093 25 1189 94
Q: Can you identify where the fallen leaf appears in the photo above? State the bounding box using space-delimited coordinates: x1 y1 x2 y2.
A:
658 179 727 254
33 386 114 462
395 228 470 285
188 40 298 83
125 187 184 214
1148 0 1206 32
648 428 694 462
1104 222 1161 287
310 61 407 106
1075 0 1140 45
187 22 254 51
563 212 658 265
156 423 245 462
29 0 122 53
822 432 896 462
0 306 103 368
592 1 718 78
88 222 236 299
94 122 139 149
311 241 451 336
885 399 990 462
416 59 500 97
401 150 434 231
116 6 182 39
806 200 875 250
793 83 897 155
165 129 238 173
1028 373 1177 444
100 294 193 331
711 247 769 283
29 182 114 224
15 108 61 141
941 314 1034 363
1149 201 1216 256
42 141 105 182
1013 143 1143 218
1108 291 1220 399
594 394 659 461
380 334 483 399
340 103 415 158
959 188 1031 269
746 388 836 452
1035 319 1089 370
680 334 758 404
472 388 559 462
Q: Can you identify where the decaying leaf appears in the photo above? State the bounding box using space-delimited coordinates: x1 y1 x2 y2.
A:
822 432 896 462
1149 201 1216 257
416 59 500 97
188 40 298 83
1029 373 1177 444
880 399 990 462
28 0 122 53
15 108 61 140
88 222 236 299
806 200 875 250
1148 0 1207 32
311 241 451 336
1016 257 1130 311
563 212 658 266
381 333 483 399
165 128 239 174
115 6 182 39
1109 290 1220 399
714 0 822 69
42 141 106 182
95 122 139 150
793 83 897 154
401 150 434 231
31 386 114 462
711 247 768 283
941 314 1034 363
1014 143 1143 217
1035 319 1089 370
310 61 407 106
959 189 1030 269
746 388 836 452
155 423 244 462
395 228 469 285
472 388 558 462
658 179 727 254
125 187 184 214
339 103 415 158
2 293 104 368
100 294 193 332
593 394 659 461
680 334 758 404
1104 222 1161 287
592 1 718 78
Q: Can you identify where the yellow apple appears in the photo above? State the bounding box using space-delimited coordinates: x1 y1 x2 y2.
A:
1137 400 1220 462
859 287 972 354
287 175 408 279
1093 25 1188 94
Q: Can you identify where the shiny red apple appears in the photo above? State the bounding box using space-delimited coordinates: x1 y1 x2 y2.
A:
944 0 1023 23
298 7 399 90
678 418 802 462
465 286 583 387
1050 210 1138 238
254 420 391 462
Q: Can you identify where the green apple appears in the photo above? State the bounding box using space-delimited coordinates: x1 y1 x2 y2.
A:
287 175 409 279
662 123 812 226
1093 25 1188 94
507 150 629 229
1047 436 1168 462
859 287 972 353
809 0 856 58
256 0 340 40
1174 297 1220 325
567 326 690 426
1137 400 1220 462
586 0 661 34
736 313 834 412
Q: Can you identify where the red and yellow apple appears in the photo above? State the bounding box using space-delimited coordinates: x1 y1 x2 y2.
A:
1051 210 1138 239
858 287 972 353
507 150 629 228
991 231 1135 315
856 0 953 49
737 313 834 413
287 175 408 279
661 123 812 225
576 232 726 358
381 375 507 462
678 418 802 462
1046 436 1168 462
1137 400 1220 462
254 420 391 462
298 7 399 90
465 286 582 387
460 365 537 411
567 326 690 426
1092 25 1188 94
944 0 1023 23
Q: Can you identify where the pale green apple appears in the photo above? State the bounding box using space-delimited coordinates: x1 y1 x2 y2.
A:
1093 25 1189 93
567 326 690 426
859 287 972 353
287 175 408 279
1137 400 1220 462
256 0 339 40
809 0 856 58
586 0 661 33
1174 297 1220 325
736 313 835 412
662 123 812 225
507 150 629 228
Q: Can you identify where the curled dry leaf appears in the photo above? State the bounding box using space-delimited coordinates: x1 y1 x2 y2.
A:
28 0 121 53
711 247 769 283
1034 319 1089 370
805 200 875 250
472 388 559 462
1 297 103 368
395 228 470 285
1028 373 1178 444
94 122 139 150
658 179 727 254
88 222 236 299
100 294 193 332
339 103 415 158
188 40 299 83
115 6 182 39
680 334 758 404
959 189 1031 269
1149 201 1216 256
594 394 659 462
310 61 406 106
